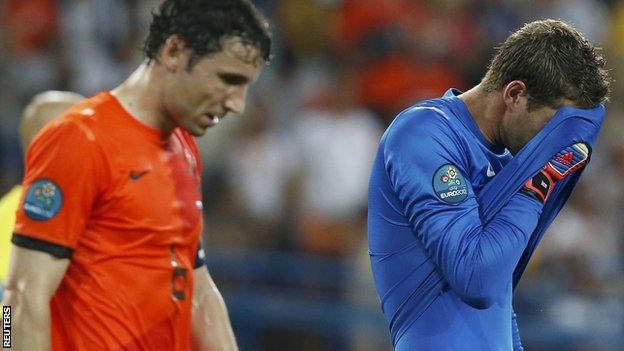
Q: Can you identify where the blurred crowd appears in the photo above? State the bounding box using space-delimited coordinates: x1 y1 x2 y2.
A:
0 0 623 350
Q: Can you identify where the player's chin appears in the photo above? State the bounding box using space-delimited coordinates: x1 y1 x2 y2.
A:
188 125 210 137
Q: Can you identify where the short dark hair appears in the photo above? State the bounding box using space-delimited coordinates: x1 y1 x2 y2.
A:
482 19 611 110
144 0 272 67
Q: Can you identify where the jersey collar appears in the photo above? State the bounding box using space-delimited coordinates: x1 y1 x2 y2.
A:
443 88 506 155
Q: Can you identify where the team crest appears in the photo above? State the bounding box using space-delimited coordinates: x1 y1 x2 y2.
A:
23 179 63 220
432 164 468 204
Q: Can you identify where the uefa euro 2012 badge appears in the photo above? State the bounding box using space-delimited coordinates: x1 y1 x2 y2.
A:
433 164 468 204
23 179 63 220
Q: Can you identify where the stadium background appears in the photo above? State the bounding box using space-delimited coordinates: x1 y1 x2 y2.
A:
0 0 622 350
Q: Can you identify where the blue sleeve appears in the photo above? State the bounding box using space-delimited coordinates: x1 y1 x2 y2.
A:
383 108 543 308
512 311 524 351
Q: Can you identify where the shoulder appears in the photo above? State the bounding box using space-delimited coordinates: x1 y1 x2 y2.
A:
33 114 96 148
388 103 450 131
33 93 115 144
26 103 109 168
382 103 458 156
380 101 473 182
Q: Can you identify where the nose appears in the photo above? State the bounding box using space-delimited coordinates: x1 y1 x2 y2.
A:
224 86 247 115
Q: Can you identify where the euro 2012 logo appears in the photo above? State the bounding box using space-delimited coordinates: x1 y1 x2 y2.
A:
34 183 57 207
24 179 63 221
433 164 468 204
440 166 461 186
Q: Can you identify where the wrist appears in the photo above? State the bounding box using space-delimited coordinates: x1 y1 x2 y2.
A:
520 169 554 204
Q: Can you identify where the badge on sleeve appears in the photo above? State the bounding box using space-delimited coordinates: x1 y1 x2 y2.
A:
432 164 468 204
23 179 63 220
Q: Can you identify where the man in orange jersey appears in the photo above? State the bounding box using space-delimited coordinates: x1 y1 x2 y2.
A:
1 1 271 350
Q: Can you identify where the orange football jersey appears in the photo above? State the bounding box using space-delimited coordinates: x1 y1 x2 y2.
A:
13 92 203 350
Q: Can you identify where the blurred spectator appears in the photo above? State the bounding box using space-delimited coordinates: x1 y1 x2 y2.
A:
4 0 59 55
226 95 298 249
275 0 334 59
2 0 62 95
0 0 63 190
330 0 471 121
291 67 382 256
536 0 609 42
59 0 138 95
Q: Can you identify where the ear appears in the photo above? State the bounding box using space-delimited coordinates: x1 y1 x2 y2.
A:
159 35 191 73
502 80 528 112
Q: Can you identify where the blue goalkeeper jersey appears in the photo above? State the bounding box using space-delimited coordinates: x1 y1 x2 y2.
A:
368 89 543 350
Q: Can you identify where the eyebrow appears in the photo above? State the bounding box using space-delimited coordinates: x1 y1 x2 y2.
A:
218 72 250 85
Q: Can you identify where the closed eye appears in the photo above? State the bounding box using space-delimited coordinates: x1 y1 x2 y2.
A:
218 73 249 86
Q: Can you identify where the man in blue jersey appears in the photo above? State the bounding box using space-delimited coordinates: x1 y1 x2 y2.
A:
368 20 611 350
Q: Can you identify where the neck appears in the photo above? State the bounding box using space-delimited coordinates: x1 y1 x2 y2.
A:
111 61 175 135
458 84 504 148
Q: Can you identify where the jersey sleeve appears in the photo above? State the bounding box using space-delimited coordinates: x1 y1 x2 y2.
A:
383 107 543 308
12 118 105 258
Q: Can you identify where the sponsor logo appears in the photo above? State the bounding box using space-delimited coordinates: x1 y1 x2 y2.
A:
432 164 469 204
129 170 150 181
555 152 574 166
23 179 63 221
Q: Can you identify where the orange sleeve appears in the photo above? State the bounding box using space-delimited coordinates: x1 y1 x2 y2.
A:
13 118 105 258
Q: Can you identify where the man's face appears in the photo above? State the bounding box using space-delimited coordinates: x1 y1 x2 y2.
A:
163 37 264 137
502 101 558 155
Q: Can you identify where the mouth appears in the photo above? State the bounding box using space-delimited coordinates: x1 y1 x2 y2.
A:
200 115 220 128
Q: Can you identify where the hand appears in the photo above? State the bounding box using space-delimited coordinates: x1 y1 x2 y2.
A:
520 142 589 203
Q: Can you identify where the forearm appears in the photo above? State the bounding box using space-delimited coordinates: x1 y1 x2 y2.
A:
191 269 237 351
1 246 69 351
455 194 542 298
2 288 51 350
415 193 542 306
